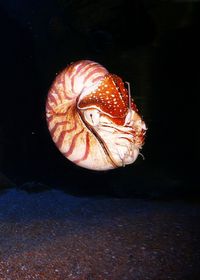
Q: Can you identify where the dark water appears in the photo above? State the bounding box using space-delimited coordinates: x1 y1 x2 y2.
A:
0 0 199 198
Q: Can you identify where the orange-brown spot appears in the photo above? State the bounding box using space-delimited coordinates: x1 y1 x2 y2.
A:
79 74 129 123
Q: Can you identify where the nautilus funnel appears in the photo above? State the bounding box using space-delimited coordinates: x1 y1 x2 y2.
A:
46 60 146 170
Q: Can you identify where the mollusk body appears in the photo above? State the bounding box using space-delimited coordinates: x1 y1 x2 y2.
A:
46 60 146 170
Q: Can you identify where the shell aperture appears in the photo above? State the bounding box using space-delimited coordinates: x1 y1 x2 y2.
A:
46 60 146 170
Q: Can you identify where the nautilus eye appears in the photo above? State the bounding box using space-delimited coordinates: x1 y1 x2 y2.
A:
46 60 146 170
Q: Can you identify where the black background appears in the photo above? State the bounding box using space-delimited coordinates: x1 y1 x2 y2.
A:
0 0 199 198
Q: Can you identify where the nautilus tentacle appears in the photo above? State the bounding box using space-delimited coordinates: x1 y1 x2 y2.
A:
46 60 146 170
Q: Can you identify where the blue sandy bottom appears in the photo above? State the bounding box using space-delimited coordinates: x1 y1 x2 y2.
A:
0 188 200 279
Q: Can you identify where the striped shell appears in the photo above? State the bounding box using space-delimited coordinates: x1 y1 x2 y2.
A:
46 60 146 170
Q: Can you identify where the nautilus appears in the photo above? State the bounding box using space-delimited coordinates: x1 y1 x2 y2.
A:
46 60 146 170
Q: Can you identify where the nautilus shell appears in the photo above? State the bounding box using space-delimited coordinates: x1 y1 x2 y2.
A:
46 60 146 170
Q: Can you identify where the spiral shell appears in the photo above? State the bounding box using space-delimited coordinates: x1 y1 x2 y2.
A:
46 60 146 170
